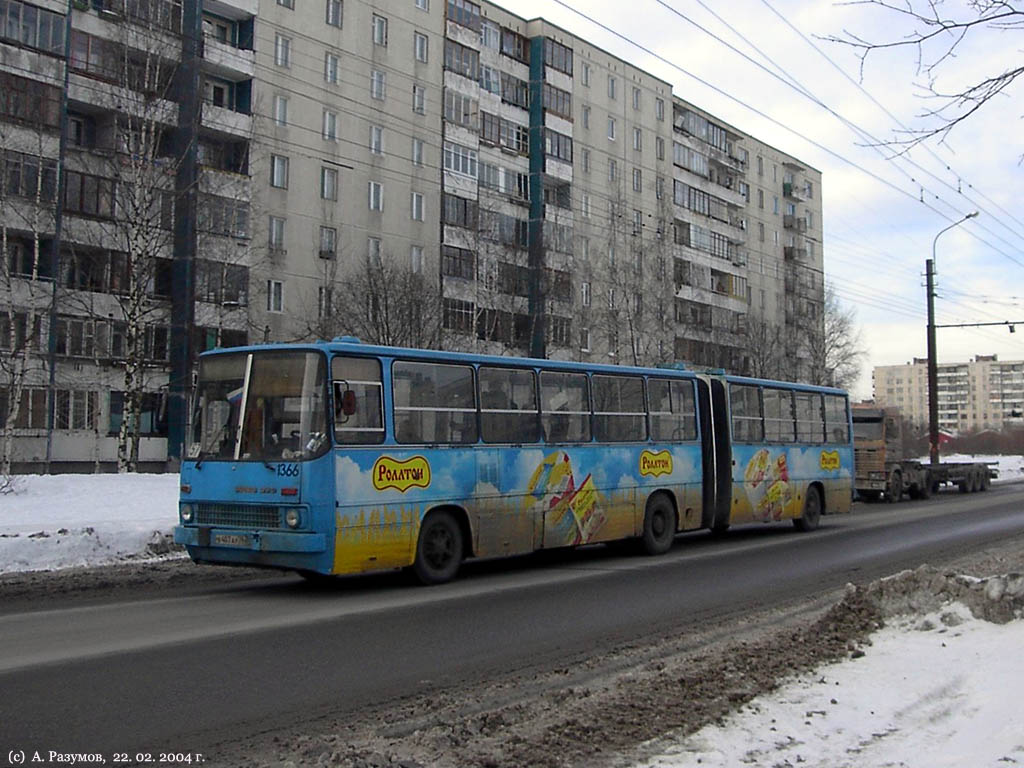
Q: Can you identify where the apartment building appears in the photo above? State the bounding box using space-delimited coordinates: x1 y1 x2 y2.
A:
874 355 1024 433
0 0 825 472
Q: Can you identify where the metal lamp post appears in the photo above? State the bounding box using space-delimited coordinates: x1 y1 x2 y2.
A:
926 211 978 465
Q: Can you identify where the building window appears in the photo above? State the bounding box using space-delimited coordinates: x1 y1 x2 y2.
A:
416 0 428 9
607 117 616 141
632 127 642 151
324 52 339 83
581 281 590 307
274 34 290 67
368 181 383 211
580 327 590 352
442 298 475 334
414 32 428 62
370 69 386 100
326 0 343 27
321 167 338 200
608 75 616 100
445 90 477 129
277 0 293 8
442 245 475 279
632 168 642 192
581 193 591 219
412 84 426 114
270 155 289 188
268 215 286 250
581 149 590 174
322 110 337 141
443 142 478 178
632 86 641 110
608 159 617 182
372 14 388 46
655 97 664 121
411 191 424 221
411 245 424 273
412 137 424 166
656 176 664 200
447 0 481 31
481 20 499 49
656 136 665 160
370 124 383 154
320 226 337 255
582 104 590 130
581 63 590 87
368 237 382 263
267 280 284 312
272 94 288 125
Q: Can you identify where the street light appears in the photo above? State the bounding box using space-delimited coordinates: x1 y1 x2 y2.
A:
926 211 979 465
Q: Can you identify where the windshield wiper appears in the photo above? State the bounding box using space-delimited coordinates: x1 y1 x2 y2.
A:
195 419 234 469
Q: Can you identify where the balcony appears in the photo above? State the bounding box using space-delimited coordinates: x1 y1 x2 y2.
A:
202 37 255 79
784 246 807 261
783 215 808 232
201 102 252 139
783 182 806 202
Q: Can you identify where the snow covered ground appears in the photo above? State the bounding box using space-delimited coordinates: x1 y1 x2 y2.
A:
637 601 1024 768
0 472 181 573
1 455 1022 768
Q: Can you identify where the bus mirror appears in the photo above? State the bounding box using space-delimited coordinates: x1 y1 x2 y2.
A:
341 389 357 416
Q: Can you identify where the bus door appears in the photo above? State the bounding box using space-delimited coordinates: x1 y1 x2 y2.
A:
696 376 732 530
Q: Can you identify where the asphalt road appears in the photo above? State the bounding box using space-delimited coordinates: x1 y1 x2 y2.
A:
2 485 1023 762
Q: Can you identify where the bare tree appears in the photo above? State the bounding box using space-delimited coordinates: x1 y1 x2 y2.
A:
800 283 864 390
0 125 57 476
59 17 190 472
826 1 1024 151
741 312 788 380
320 251 443 349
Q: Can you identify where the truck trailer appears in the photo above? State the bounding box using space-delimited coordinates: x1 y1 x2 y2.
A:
852 405 994 502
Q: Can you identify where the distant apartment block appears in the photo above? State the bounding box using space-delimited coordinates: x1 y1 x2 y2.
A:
873 356 1024 433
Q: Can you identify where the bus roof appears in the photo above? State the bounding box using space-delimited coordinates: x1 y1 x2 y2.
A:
199 339 847 395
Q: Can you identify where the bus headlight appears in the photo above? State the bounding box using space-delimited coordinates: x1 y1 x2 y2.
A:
181 504 194 523
285 509 301 529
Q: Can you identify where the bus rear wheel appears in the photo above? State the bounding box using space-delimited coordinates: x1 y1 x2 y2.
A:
641 494 676 555
412 511 464 585
793 486 822 532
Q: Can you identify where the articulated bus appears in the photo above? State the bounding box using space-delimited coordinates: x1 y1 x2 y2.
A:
175 339 853 584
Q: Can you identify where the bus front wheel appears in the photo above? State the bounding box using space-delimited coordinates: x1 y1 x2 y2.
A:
793 486 822 532
641 494 677 555
412 511 464 585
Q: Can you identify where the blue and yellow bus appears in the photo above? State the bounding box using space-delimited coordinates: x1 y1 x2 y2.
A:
175 339 853 584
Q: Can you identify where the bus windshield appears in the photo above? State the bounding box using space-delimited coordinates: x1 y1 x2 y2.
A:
191 350 328 462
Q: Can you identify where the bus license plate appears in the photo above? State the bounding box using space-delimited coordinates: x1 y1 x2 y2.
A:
213 533 251 548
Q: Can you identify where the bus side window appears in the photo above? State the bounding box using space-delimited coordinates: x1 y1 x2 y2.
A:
393 360 477 444
794 392 824 444
480 366 539 443
824 394 850 443
540 371 591 443
330 356 385 445
729 383 764 442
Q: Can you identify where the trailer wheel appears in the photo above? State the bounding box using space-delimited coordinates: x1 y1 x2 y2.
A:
641 493 677 555
794 486 822 532
958 475 970 493
885 469 902 503
918 471 932 500
980 469 991 491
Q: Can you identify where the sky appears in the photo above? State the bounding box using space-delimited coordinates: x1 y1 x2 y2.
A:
498 0 1024 400
2 467 1024 766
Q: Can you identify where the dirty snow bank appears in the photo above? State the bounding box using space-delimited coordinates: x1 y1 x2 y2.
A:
0 473 180 573
636 566 1024 768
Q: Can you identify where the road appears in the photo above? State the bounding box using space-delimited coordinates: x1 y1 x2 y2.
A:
2 485 1023 762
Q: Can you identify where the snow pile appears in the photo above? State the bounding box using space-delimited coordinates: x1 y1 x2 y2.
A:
637 566 1024 768
0 473 180 573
